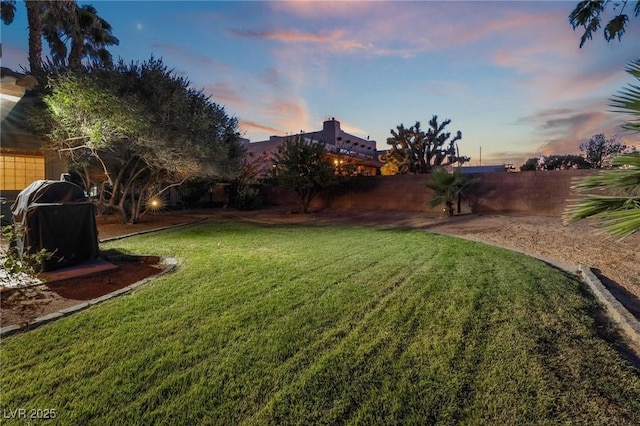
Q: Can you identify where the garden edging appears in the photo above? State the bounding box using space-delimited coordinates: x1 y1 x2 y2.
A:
0 257 177 338
429 231 640 350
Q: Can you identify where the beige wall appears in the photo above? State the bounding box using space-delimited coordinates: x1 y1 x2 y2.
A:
262 169 598 217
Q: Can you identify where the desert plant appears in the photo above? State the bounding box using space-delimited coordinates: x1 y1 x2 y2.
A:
427 167 477 216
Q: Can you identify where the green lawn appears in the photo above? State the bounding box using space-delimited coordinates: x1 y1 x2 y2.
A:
1 217 640 425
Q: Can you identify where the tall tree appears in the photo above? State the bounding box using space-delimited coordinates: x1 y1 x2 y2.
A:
32 58 243 223
381 115 466 174
271 134 335 214
569 0 640 48
26 0 77 73
564 59 640 238
43 4 118 69
579 133 627 168
2 1 116 72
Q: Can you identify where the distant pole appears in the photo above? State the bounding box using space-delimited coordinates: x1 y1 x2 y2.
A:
479 146 482 166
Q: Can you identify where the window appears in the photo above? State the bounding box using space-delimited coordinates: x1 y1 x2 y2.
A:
0 154 45 190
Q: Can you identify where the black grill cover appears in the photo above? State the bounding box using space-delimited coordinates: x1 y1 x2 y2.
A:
11 180 98 271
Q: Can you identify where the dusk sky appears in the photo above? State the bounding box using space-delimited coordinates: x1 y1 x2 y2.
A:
2 1 638 166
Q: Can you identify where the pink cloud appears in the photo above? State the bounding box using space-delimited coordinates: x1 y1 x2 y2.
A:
226 28 343 43
239 120 281 136
203 82 245 108
266 98 311 134
265 3 566 59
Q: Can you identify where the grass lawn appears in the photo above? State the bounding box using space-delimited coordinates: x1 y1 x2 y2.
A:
1 217 640 425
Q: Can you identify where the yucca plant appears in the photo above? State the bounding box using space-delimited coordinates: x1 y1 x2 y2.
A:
564 58 640 238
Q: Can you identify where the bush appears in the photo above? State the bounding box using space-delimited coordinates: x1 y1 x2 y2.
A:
235 186 261 210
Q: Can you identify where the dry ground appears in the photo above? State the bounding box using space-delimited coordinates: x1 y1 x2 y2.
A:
2 208 639 328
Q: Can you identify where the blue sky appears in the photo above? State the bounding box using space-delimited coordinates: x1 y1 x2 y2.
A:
2 1 638 165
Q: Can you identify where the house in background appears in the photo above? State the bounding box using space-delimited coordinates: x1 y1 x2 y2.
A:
1 68 68 202
244 118 383 177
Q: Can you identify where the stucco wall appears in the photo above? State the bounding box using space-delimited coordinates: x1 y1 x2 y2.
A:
262 169 598 217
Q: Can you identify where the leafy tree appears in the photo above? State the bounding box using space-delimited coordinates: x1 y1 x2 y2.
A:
380 161 400 176
520 157 542 171
544 154 591 170
231 154 264 210
381 115 467 174
569 0 640 48
271 134 334 214
33 58 243 223
564 59 640 238
520 154 590 171
579 133 626 168
426 167 477 217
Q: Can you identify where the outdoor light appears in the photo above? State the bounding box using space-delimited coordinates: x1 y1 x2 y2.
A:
145 196 165 213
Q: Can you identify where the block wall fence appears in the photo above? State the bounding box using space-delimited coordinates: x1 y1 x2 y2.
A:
261 169 598 217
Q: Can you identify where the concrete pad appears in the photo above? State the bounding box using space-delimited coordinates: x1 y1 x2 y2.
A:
39 258 118 283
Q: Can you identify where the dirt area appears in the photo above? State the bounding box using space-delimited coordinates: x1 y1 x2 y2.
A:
1 256 164 328
2 208 639 329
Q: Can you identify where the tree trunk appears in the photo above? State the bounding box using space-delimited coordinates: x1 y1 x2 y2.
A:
446 201 454 217
25 1 43 72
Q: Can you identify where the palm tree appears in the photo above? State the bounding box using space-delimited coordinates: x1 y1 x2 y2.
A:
25 0 45 72
564 58 640 238
1 0 16 25
427 167 476 217
2 1 115 72
43 4 118 69
68 4 119 69
1 0 76 72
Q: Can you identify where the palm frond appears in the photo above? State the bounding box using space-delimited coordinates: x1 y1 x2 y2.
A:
564 153 640 237
571 156 640 195
597 208 640 239
564 58 640 239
